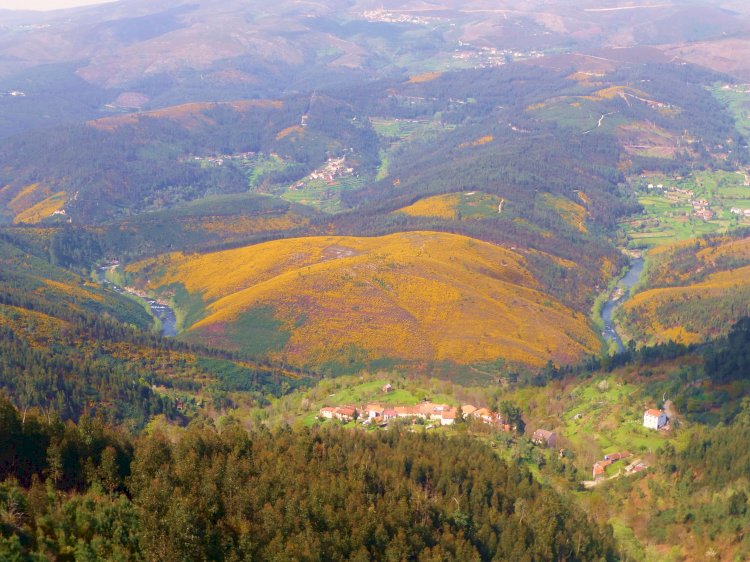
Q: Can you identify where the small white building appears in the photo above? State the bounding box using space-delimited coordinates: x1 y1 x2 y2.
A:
643 408 668 430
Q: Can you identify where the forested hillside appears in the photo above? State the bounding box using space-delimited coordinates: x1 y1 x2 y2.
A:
0 401 619 561
0 232 310 426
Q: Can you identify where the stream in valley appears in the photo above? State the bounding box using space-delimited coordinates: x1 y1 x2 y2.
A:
97 266 178 337
600 257 644 353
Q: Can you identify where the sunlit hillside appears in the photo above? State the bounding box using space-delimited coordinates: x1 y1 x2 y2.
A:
128 232 601 370
395 192 505 221
619 232 750 346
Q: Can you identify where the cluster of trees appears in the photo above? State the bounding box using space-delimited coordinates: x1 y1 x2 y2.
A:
704 317 750 385
0 399 620 561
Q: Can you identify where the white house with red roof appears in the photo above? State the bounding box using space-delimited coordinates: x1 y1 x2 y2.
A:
335 407 357 422
441 408 458 426
643 408 668 430
320 406 336 419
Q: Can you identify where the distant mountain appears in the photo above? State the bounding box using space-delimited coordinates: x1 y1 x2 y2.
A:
0 0 749 137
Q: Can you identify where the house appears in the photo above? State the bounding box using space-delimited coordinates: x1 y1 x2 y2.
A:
593 459 612 480
335 407 357 422
395 406 418 419
382 383 393 393
531 429 557 448
320 406 336 419
474 407 497 424
364 404 384 419
643 408 668 430
382 409 397 421
423 403 451 421
461 404 478 417
625 459 648 474
441 408 458 426
604 451 630 462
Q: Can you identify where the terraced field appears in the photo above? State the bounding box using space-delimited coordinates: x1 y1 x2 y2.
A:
127 232 601 371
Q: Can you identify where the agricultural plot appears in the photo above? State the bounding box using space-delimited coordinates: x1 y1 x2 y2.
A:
242 153 295 191
622 170 750 248
282 174 366 214
562 376 667 456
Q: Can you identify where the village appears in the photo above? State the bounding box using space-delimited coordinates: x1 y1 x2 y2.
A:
317 381 669 486
452 42 545 69
182 151 258 167
644 182 718 221
361 9 444 26
290 156 355 190
319 383 513 430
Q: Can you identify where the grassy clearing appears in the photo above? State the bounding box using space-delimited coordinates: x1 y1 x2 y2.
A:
561 375 667 456
396 191 504 220
371 117 456 181
530 97 627 133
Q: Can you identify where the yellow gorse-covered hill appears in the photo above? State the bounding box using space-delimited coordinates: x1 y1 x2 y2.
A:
128 232 600 369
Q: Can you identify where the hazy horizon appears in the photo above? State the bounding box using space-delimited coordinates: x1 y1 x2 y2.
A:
0 0 114 11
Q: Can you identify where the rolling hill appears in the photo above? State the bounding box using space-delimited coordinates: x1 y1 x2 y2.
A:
126 231 602 371
618 231 750 346
0 94 378 224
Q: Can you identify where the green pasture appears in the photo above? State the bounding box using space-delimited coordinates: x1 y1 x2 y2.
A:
281 175 366 213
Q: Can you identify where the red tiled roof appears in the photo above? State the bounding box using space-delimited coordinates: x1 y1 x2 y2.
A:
645 409 662 417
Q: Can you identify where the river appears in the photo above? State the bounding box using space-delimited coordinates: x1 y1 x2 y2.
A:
600 257 644 353
97 266 178 337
